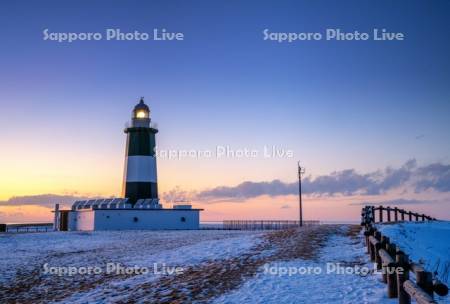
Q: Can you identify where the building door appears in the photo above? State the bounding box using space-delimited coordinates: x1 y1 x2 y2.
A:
59 211 69 231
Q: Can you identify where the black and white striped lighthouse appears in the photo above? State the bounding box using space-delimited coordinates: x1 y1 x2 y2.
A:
122 98 158 205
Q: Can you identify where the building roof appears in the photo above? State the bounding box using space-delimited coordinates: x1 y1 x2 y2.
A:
133 98 150 113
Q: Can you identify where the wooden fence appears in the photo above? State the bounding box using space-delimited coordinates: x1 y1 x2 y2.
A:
361 206 447 304
222 220 320 230
361 205 436 226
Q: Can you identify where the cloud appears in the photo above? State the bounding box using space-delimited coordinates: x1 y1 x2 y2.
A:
302 159 418 196
197 180 296 201
0 210 25 217
165 160 450 203
414 163 450 192
349 199 433 206
162 187 195 204
4 160 450 208
0 194 93 208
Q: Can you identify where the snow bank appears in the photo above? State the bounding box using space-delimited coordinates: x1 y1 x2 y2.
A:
378 221 450 286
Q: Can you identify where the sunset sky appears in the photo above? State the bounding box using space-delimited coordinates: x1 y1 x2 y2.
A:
1 0 449 223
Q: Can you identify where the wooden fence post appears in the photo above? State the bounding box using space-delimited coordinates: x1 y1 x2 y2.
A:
370 242 375 261
387 206 391 222
383 238 395 283
369 232 380 263
387 242 398 298
381 236 390 283
371 206 375 223
379 206 384 223
387 243 397 257
408 211 412 221
433 279 449 297
375 231 381 241
375 242 382 269
379 248 398 298
394 207 398 222
416 270 434 297
364 230 371 253
403 280 436 304
387 266 398 298
396 252 410 304
401 209 405 221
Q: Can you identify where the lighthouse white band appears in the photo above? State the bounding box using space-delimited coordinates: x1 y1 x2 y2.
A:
124 156 157 182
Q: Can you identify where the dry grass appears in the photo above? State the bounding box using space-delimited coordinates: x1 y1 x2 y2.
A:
115 225 345 303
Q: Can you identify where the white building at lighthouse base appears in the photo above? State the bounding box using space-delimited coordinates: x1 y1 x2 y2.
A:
55 199 202 231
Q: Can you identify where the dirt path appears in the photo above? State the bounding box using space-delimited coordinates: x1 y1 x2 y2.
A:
114 225 355 303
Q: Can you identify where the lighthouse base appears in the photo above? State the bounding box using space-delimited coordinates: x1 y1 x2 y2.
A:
58 208 201 231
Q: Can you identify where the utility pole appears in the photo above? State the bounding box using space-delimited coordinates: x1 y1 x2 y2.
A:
298 162 306 227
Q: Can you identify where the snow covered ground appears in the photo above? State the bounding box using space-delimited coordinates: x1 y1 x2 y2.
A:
0 230 263 303
213 227 396 304
378 221 450 286
0 230 262 282
1 224 448 303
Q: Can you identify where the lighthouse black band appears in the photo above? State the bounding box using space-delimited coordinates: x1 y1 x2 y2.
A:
124 182 158 203
125 127 158 156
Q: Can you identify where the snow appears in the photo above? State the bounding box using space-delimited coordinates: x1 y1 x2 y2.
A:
1 224 448 303
58 230 263 303
0 230 262 278
213 228 396 304
377 221 450 286
0 230 263 303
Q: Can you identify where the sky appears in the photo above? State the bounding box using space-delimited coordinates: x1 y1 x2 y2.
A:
0 0 449 222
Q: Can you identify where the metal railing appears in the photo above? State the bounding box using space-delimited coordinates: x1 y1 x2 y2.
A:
124 121 158 130
2 223 53 233
222 220 320 230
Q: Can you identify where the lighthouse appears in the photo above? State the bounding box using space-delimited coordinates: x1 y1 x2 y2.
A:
122 98 158 205
55 97 202 231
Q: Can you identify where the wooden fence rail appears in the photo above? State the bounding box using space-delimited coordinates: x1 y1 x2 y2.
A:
361 205 436 226
361 206 447 304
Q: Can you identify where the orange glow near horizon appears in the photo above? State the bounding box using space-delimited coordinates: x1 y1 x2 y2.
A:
0 205 56 224
1 192 448 223
1 145 449 222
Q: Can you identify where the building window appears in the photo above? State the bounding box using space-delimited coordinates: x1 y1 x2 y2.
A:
133 217 139 222
180 217 186 222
